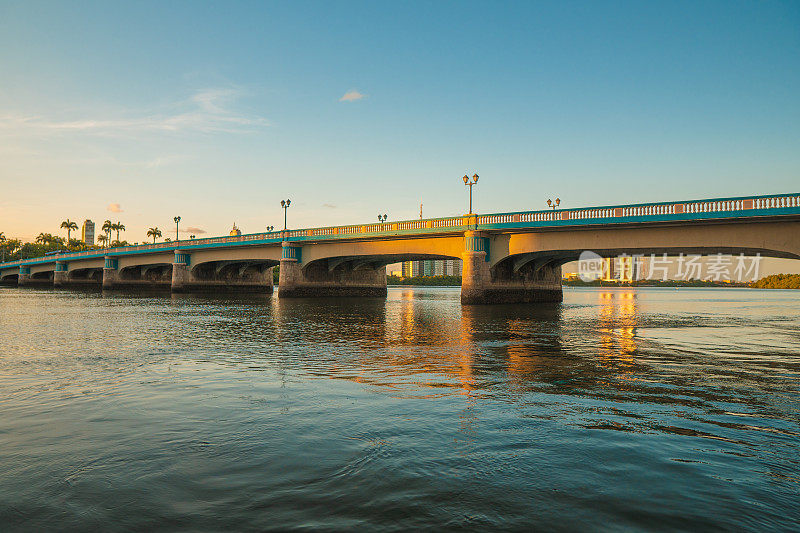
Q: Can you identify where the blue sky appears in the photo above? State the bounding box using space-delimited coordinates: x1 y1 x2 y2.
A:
1 1 798 241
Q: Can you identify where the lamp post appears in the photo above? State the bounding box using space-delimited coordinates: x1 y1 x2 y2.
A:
280 199 291 231
173 216 181 241
547 198 560 211
462 173 479 214
378 214 387 223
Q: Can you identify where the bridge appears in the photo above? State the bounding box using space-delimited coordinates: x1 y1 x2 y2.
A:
2 193 799 304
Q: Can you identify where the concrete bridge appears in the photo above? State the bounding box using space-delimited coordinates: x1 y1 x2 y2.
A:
2 193 799 304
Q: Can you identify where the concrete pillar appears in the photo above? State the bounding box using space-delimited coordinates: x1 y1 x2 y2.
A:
18 265 31 287
277 242 302 297
278 242 386 298
461 230 563 304
171 251 191 292
102 256 118 289
53 261 68 287
461 231 491 304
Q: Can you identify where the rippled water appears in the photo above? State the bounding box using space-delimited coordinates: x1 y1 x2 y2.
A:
0 286 798 531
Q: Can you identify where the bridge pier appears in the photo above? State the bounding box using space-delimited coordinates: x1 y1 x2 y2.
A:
102 257 118 289
171 251 191 292
53 261 68 288
461 230 563 305
17 266 31 287
278 242 387 298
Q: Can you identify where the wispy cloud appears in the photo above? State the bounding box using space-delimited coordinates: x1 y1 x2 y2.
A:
322 203 337 208
107 203 123 213
0 88 269 137
184 226 207 234
339 90 366 102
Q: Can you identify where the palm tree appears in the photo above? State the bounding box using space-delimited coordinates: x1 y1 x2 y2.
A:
60 219 78 243
114 221 126 243
102 220 113 245
97 234 108 247
36 233 49 244
147 227 162 243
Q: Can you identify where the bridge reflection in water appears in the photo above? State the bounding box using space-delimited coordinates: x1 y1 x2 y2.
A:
106 285 797 447
257 288 654 403
2 284 798 528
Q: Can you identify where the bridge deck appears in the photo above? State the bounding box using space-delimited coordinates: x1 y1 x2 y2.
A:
2 192 799 269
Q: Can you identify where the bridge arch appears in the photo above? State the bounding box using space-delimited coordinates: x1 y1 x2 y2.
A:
0 272 18 283
68 267 104 284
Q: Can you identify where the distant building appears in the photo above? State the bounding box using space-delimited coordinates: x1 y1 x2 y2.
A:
81 220 95 245
402 261 420 277
443 259 462 276
229 223 242 236
401 259 462 277
601 256 647 282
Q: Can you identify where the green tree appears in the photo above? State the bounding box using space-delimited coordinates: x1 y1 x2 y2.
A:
147 227 162 243
102 220 113 246
97 234 108 248
114 221 126 244
60 219 78 243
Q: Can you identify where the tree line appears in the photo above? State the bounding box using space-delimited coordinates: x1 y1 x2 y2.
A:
0 219 172 262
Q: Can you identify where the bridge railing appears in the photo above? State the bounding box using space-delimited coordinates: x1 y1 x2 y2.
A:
2 192 799 269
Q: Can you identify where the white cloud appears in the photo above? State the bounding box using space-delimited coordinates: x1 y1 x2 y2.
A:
107 203 123 213
339 90 366 102
0 88 269 137
184 226 207 234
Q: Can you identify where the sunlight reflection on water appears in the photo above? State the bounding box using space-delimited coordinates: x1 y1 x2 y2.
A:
0 286 798 530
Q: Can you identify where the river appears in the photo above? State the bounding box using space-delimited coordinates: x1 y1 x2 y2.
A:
0 286 798 531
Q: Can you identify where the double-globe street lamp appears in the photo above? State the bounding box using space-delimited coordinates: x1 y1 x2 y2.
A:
378 214 387 223
463 173 479 214
266 225 274 232
173 216 181 241
280 199 291 231
547 198 560 210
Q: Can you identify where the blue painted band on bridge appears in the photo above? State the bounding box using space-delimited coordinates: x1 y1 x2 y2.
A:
465 236 490 261
282 245 301 262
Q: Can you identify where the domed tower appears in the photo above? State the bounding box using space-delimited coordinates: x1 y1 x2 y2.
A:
229 223 242 236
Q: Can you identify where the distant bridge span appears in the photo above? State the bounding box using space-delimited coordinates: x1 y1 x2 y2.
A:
2 193 799 304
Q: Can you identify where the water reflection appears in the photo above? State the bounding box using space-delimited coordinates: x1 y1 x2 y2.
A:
1 287 799 530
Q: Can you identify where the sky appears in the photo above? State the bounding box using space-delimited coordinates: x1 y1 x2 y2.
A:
0 0 798 243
